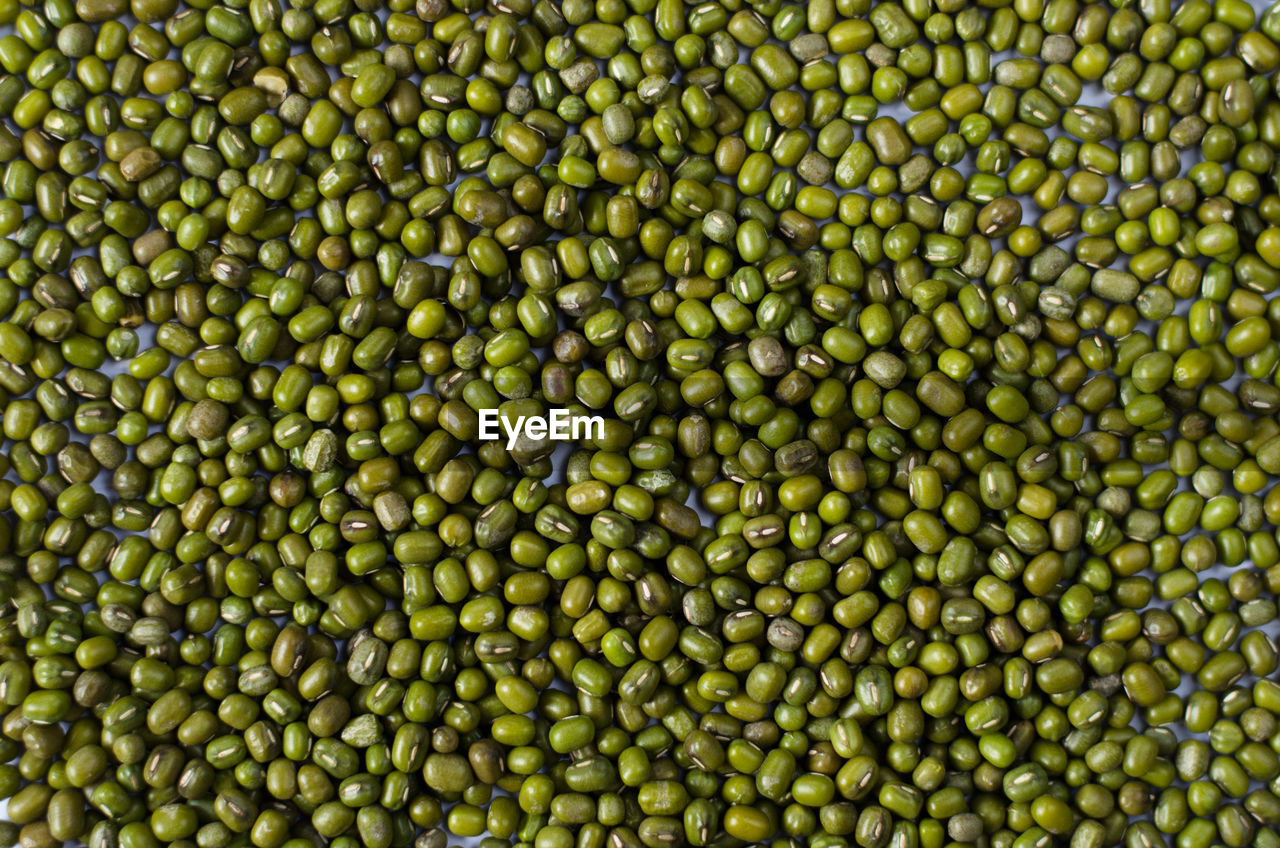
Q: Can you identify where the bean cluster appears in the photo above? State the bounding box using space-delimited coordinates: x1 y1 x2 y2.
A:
1 0 1280 846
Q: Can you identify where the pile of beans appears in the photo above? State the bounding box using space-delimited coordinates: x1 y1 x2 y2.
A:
1 0 1280 846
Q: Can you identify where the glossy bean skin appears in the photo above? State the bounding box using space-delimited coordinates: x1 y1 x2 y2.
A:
4 1 1280 848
